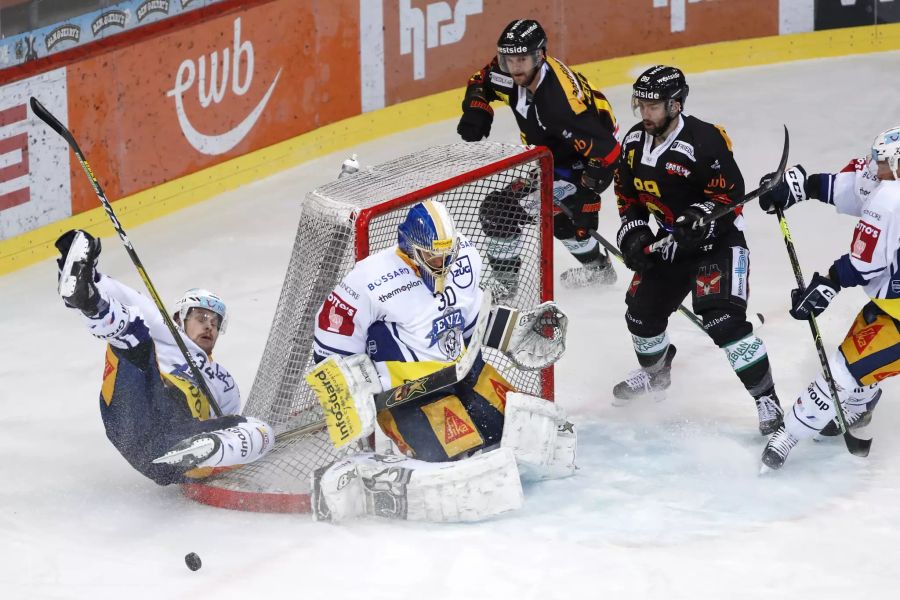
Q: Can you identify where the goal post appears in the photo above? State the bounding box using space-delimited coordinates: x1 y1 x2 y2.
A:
183 142 555 512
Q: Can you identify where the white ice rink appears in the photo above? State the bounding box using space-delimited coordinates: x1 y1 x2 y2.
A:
3 51 900 599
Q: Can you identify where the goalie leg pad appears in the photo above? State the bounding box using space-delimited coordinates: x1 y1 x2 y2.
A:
305 354 381 449
501 392 576 480
311 449 524 523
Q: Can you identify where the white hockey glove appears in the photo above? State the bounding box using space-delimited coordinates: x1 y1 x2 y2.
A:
483 301 568 370
305 353 382 449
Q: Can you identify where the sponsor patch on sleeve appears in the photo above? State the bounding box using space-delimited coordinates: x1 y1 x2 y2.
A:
851 221 880 262
318 292 357 336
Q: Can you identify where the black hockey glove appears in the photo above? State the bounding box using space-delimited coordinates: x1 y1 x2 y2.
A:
580 158 613 196
55 229 104 316
672 201 715 249
789 271 840 320
457 86 493 142
617 220 657 272
759 165 808 214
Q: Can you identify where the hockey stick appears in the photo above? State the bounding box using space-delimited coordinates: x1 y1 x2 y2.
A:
646 125 790 254
30 97 224 418
306 288 495 448
553 202 765 331
774 207 871 457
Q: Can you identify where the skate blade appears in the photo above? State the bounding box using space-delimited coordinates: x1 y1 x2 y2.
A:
152 437 215 465
611 390 666 407
759 463 774 476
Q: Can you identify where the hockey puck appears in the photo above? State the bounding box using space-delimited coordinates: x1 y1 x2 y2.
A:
185 552 202 571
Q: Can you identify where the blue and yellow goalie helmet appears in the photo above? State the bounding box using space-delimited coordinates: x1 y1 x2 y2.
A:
398 200 460 294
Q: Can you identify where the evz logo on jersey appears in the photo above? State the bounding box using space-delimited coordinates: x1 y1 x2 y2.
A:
851 221 880 262
428 309 464 359
319 292 356 336
451 255 474 288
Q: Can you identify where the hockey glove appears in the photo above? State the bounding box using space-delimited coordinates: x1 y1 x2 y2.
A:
759 165 808 214
789 272 840 320
617 220 657 272
55 229 104 316
672 201 715 249
457 86 493 142
580 158 613 196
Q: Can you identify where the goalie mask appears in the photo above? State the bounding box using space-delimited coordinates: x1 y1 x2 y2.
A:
871 126 900 178
174 288 228 333
398 200 460 294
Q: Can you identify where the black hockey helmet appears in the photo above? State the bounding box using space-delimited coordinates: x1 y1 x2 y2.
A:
632 65 689 116
496 19 547 79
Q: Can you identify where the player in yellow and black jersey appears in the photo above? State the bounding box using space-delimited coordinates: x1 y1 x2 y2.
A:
457 19 621 292
612 66 783 435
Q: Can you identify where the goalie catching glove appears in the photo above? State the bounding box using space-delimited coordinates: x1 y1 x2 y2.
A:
483 300 568 371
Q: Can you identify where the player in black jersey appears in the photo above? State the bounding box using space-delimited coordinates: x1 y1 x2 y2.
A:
613 65 782 435
457 19 621 293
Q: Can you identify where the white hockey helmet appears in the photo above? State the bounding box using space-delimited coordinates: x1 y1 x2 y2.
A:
174 288 228 333
871 126 900 175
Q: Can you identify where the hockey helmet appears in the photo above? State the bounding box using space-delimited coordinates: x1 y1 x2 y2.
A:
871 126 900 176
398 200 460 295
496 19 547 74
632 65 689 116
174 288 228 333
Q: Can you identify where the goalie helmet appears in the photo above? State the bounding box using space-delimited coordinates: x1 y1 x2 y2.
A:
871 126 900 176
174 288 228 333
632 65 689 116
398 200 460 294
496 19 547 76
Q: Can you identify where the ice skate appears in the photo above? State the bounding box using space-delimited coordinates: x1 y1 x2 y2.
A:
612 345 676 405
754 390 783 435
152 432 222 469
819 389 881 437
761 425 799 470
560 253 617 289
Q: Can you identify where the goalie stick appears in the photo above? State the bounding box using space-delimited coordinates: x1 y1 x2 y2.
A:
774 207 871 457
30 97 224 418
552 201 764 331
645 125 790 254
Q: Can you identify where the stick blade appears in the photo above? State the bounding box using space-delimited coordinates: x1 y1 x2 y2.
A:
845 433 872 457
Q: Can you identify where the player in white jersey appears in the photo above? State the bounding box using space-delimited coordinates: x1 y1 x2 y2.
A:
755 126 900 469
56 229 273 485
308 200 575 522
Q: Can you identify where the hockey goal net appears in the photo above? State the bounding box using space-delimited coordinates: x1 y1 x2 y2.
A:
183 142 555 512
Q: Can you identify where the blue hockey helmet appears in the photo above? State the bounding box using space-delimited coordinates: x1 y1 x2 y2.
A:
398 200 460 294
174 288 228 333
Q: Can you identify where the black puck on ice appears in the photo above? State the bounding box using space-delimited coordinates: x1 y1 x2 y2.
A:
185 552 202 571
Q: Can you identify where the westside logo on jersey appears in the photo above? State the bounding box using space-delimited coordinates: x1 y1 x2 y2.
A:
851 221 880 262
319 292 357 335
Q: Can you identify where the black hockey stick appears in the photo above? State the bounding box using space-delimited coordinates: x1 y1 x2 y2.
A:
646 125 790 254
553 201 766 331
30 97 224 418
774 207 871 457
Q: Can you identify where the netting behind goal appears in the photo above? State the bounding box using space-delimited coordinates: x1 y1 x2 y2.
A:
183 143 554 512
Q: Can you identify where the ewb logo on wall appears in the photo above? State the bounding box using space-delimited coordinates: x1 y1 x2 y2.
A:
166 17 282 156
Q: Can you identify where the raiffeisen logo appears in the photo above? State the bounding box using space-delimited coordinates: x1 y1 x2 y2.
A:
166 17 281 156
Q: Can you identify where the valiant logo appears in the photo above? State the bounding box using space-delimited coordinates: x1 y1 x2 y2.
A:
167 17 281 155
400 0 483 80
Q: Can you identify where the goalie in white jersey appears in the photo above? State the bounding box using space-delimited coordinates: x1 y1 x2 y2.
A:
756 126 900 469
309 199 575 522
55 229 273 485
